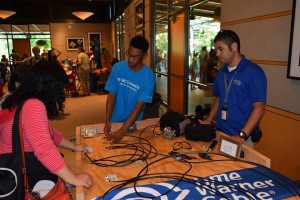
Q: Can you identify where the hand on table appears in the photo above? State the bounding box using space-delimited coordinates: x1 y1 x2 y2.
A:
104 122 112 137
74 173 93 188
73 144 89 153
104 122 127 143
109 129 127 143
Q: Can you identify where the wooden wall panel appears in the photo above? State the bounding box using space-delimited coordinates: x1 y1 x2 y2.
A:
255 106 300 181
169 13 185 113
169 76 184 112
13 39 31 57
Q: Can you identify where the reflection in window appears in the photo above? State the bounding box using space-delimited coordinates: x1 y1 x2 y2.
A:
187 0 221 115
154 0 169 104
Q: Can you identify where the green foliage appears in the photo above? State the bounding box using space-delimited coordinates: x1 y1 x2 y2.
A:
156 33 168 53
192 27 219 52
35 39 51 49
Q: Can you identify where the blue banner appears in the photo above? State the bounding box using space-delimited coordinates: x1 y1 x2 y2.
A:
92 37 101 69
97 166 300 200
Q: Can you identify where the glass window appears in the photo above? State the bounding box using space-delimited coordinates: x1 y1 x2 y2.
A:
154 0 169 104
152 0 221 114
0 24 51 64
187 0 221 115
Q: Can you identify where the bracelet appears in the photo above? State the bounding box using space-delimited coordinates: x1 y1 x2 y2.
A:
72 143 76 152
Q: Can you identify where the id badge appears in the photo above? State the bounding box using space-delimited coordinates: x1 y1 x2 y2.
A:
221 107 228 121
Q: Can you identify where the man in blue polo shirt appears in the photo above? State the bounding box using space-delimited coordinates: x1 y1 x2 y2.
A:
103 36 155 143
201 30 267 147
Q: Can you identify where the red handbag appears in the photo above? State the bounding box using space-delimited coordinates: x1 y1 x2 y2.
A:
24 178 72 200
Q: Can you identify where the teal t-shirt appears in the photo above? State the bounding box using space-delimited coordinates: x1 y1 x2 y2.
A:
105 60 155 122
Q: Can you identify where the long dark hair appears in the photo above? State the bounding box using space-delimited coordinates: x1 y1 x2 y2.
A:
2 60 68 120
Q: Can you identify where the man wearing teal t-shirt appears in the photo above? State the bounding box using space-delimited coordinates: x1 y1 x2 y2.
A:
104 36 155 143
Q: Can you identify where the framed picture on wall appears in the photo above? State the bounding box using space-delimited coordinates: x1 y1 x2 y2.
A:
135 0 144 29
88 32 101 52
67 38 84 50
287 0 300 80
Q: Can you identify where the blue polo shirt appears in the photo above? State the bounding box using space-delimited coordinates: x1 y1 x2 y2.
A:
105 60 155 122
213 55 267 136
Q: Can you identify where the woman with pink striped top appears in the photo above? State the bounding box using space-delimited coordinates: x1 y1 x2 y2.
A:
0 61 93 196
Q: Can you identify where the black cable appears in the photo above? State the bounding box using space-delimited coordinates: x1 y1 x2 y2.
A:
85 125 300 199
173 141 193 151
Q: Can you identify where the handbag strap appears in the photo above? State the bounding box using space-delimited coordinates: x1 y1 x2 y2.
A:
18 110 30 190
11 102 31 190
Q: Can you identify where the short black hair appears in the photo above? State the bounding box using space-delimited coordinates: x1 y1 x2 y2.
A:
214 29 241 52
129 36 149 54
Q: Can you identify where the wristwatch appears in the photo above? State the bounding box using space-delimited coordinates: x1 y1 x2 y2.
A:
239 131 248 139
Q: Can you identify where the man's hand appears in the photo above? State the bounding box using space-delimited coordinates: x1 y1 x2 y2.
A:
107 129 127 144
230 135 245 144
104 122 112 137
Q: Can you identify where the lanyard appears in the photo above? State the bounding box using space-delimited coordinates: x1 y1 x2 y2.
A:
223 71 237 107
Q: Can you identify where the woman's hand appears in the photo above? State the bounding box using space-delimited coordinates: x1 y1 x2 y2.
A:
73 144 89 153
73 173 93 188
56 166 93 188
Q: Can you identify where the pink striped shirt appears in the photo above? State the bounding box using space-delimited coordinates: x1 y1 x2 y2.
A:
0 99 65 173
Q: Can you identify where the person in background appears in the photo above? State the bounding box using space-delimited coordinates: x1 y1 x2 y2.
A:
76 47 91 96
110 57 119 68
48 48 62 61
64 56 72 67
155 48 162 77
190 51 198 90
89 51 99 93
1 55 9 66
14 52 30 66
0 62 7 98
202 49 219 84
9 49 21 63
48 48 64 68
200 29 267 148
199 46 209 83
103 36 155 143
29 46 44 66
41 49 48 60
0 65 28 110
0 60 93 196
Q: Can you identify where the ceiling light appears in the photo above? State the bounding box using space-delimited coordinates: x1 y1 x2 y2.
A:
0 10 16 19
72 11 94 20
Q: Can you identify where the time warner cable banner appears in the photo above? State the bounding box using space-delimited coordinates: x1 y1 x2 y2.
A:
96 167 300 200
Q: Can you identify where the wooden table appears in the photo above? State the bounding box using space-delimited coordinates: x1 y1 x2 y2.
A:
74 118 300 200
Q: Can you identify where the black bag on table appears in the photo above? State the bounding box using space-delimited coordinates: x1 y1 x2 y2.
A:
160 111 192 137
185 123 216 142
